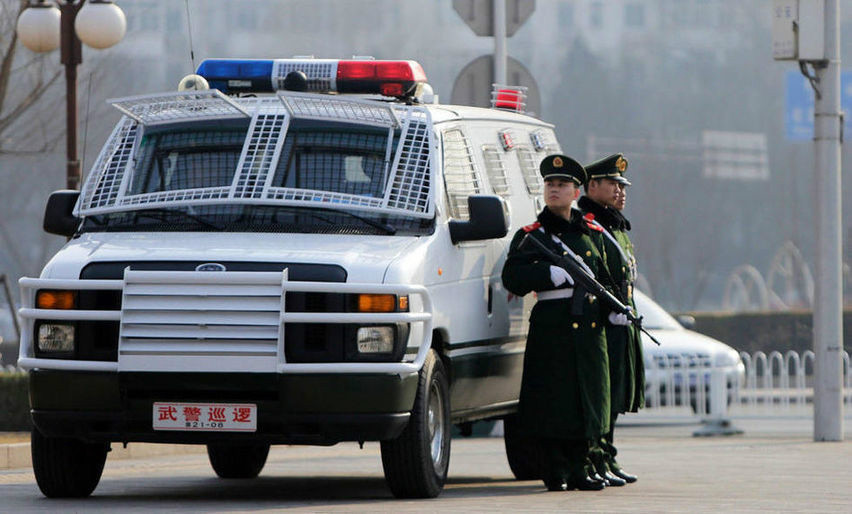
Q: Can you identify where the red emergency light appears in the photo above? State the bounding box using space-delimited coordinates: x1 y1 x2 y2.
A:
337 60 427 97
494 89 525 111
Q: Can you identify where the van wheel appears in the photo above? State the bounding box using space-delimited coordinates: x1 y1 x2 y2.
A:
380 350 451 498
207 442 270 479
503 414 544 480
31 427 108 498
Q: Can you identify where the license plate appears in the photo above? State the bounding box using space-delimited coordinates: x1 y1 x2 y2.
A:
153 402 257 432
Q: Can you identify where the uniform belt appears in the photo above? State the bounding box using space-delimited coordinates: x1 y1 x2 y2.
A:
537 288 574 301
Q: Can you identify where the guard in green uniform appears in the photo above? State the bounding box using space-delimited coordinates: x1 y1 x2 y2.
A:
578 153 644 485
501 154 611 492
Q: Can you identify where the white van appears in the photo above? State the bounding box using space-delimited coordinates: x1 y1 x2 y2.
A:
18 58 561 499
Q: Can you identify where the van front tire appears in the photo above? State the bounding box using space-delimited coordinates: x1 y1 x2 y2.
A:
380 350 451 498
31 427 109 498
207 442 270 479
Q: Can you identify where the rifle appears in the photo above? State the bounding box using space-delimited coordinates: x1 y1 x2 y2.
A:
519 233 661 346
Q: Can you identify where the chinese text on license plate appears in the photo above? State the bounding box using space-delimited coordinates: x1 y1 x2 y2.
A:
153 402 257 432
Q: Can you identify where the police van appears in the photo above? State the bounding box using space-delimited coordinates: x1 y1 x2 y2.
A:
19 58 561 498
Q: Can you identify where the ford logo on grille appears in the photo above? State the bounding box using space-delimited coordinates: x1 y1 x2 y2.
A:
196 263 227 272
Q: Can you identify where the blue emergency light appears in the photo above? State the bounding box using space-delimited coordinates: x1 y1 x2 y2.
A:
195 58 427 97
195 59 275 93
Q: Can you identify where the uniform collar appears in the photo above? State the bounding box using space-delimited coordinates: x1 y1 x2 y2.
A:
577 196 631 231
537 206 588 235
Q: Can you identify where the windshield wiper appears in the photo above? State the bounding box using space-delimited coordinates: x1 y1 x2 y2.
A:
131 208 223 230
312 207 396 235
263 205 396 234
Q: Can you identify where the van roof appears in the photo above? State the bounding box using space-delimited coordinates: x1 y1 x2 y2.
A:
425 103 555 128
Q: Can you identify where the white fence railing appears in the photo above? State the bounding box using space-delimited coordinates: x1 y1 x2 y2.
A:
641 350 852 420
736 350 852 410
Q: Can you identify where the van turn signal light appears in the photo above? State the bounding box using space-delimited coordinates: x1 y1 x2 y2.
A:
36 290 76 310
357 294 396 312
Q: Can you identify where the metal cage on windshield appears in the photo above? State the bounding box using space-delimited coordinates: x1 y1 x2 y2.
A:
77 90 434 220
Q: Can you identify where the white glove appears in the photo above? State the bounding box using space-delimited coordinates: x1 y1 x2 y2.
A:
608 309 631 326
549 265 574 288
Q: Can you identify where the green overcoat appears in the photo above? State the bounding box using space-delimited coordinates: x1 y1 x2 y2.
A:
578 196 645 413
501 207 610 440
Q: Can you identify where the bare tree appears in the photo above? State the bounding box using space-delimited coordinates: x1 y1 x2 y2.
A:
0 0 67 155
0 1 74 295
0 0 119 283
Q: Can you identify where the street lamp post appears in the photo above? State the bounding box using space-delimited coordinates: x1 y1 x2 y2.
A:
59 1 83 190
16 0 126 190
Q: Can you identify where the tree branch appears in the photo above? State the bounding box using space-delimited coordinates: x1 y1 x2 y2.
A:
0 24 17 115
0 220 30 278
0 0 26 116
0 67 62 136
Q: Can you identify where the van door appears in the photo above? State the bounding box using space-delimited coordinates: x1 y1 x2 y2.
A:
435 125 506 414
439 123 530 415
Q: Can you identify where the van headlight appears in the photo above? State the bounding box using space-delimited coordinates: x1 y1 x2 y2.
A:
37 323 75 354
357 326 395 353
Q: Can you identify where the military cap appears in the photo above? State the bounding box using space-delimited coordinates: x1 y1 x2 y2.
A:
614 175 632 187
586 153 629 182
539 154 587 186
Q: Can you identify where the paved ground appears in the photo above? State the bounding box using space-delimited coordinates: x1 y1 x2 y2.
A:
1 414 851 512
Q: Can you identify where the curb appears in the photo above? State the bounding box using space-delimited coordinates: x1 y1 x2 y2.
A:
1 441 207 470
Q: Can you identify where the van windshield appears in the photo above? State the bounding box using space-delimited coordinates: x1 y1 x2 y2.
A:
126 124 245 195
81 119 433 236
633 290 683 330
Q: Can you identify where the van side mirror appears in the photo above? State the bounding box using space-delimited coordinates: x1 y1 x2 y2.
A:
43 190 81 237
448 195 508 244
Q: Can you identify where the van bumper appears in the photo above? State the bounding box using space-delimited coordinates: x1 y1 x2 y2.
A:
29 369 418 445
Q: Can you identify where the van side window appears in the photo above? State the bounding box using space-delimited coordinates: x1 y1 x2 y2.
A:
516 145 543 194
481 145 510 197
442 128 480 219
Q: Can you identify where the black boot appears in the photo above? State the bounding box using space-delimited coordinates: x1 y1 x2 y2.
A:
566 441 604 491
543 475 568 491
541 438 568 491
603 421 636 484
602 470 627 487
588 446 612 484
610 466 638 484
566 474 605 491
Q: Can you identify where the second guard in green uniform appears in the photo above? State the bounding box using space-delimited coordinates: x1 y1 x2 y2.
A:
578 153 644 484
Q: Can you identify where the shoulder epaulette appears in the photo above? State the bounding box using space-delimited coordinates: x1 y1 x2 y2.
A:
581 212 603 232
522 221 541 233
585 220 603 232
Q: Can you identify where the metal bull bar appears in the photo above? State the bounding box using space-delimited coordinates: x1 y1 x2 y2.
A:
18 269 433 374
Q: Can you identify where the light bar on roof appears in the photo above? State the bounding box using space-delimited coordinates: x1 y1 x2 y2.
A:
196 59 276 93
196 58 427 98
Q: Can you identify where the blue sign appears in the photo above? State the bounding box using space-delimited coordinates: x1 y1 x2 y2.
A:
786 70 852 140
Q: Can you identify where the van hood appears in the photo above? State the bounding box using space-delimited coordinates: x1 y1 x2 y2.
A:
41 232 419 283
640 327 742 367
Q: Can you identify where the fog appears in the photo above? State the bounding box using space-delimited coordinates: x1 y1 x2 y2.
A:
2 0 852 313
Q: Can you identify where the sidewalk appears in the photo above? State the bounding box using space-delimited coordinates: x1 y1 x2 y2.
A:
2 416 851 512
